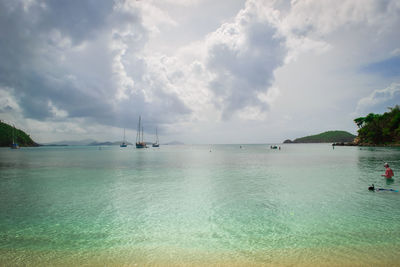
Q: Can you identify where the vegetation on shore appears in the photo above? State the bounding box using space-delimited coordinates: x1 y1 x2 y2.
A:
0 121 38 147
354 105 400 145
284 131 356 143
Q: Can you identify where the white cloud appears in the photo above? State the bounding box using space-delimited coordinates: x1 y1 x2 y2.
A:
355 83 400 115
203 0 286 120
132 0 178 36
48 101 68 119
0 87 21 114
1 0 400 143
276 0 400 64
391 48 400 57
257 86 280 106
153 0 201 6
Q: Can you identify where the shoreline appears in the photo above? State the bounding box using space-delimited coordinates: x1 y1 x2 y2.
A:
2 244 400 266
333 142 400 147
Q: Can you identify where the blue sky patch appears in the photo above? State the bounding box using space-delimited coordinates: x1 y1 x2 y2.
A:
362 56 400 77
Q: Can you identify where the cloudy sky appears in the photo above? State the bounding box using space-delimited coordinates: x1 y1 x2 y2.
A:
1 0 400 144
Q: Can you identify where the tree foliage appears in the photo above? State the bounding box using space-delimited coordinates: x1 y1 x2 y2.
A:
0 121 38 147
354 105 400 145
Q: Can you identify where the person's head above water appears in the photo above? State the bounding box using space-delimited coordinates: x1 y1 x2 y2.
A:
368 184 375 191
384 163 389 167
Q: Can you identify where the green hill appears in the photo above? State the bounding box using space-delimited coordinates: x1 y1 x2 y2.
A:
284 131 356 143
0 121 38 147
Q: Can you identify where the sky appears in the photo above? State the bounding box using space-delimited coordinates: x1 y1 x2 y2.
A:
1 0 400 144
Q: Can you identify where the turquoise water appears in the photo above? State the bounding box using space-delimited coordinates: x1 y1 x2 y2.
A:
1 144 400 266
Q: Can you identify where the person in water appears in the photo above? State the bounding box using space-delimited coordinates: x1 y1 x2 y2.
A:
381 163 394 179
368 184 375 191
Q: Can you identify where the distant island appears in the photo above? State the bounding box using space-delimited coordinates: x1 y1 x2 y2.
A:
162 141 184 145
43 139 97 146
354 105 400 146
44 140 184 146
43 140 134 146
284 106 400 146
0 121 38 147
88 141 133 146
283 130 356 144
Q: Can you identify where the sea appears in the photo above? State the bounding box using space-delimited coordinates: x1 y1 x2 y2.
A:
1 144 400 266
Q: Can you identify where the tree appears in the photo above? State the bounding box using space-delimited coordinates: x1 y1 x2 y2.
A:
354 117 365 128
355 107 400 145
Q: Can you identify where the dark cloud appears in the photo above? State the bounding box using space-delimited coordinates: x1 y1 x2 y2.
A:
0 0 191 133
0 105 13 113
40 0 113 44
206 16 286 120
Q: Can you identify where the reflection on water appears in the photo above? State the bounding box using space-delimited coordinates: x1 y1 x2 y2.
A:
0 145 400 265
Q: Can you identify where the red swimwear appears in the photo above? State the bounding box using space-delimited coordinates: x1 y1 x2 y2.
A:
385 168 394 178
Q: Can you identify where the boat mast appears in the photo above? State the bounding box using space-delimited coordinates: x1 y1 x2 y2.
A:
156 127 159 144
136 116 141 143
12 124 16 144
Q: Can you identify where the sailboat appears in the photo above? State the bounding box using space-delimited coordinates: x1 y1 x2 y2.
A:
11 125 19 149
120 128 127 147
152 128 160 147
135 116 146 148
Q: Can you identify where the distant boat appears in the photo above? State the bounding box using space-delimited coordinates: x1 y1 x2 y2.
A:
11 125 19 149
120 128 127 147
136 116 146 149
270 145 278 149
11 143 19 149
152 128 160 147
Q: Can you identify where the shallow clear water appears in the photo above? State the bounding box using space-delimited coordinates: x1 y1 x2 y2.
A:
1 144 400 266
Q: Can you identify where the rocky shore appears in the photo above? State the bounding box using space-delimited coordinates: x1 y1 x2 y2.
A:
332 142 356 146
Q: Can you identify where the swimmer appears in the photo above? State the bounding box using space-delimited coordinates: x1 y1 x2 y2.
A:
381 163 394 179
368 184 375 191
